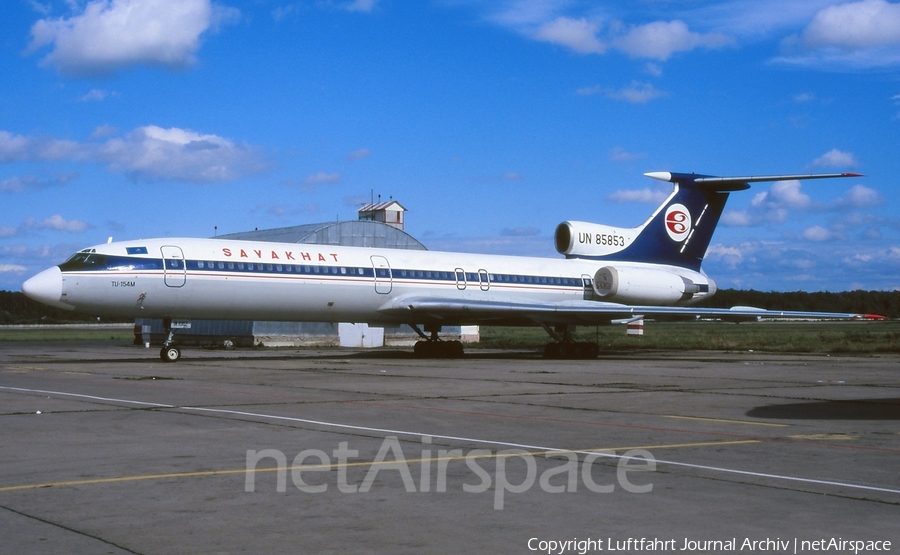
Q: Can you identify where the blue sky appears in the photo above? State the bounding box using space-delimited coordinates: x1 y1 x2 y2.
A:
2 0 899 292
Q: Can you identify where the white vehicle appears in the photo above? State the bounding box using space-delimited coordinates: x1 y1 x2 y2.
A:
23 171 875 361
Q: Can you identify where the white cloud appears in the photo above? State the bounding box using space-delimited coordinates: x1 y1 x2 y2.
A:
723 178 882 235
501 226 540 237
803 0 900 49
831 184 882 208
346 148 371 161
610 147 646 162
801 225 835 241
0 131 39 162
607 187 669 204
303 172 342 185
38 214 91 233
0 126 266 183
758 180 812 210
0 173 78 194
99 125 264 182
705 243 745 267
612 20 734 61
0 130 80 163
0 264 28 274
579 81 666 104
720 210 754 227
532 16 606 54
812 148 858 168
484 4 732 60
743 181 811 225
90 124 119 140
644 62 663 77
723 180 822 226
611 81 666 103
341 0 378 13
690 0 829 38
776 0 900 69
705 238 900 291
486 0 574 30
28 0 239 77
77 88 117 102
2 215 92 238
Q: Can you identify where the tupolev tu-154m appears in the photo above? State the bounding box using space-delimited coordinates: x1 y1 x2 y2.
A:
22 171 882 362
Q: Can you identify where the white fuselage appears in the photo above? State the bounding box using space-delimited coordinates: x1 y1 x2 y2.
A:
27 237 715 326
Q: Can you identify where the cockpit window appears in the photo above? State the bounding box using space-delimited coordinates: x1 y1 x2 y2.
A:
57 250 162 272
59 252 109 271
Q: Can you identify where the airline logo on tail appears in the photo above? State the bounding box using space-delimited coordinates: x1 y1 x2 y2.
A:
664 204 691 242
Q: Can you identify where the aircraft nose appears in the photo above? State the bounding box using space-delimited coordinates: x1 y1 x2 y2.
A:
22 266 71 311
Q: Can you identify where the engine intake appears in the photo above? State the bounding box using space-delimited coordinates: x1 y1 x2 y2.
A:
555 221 635 257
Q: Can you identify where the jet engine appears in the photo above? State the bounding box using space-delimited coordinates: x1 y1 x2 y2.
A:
555 221 635 257
592 266 713 305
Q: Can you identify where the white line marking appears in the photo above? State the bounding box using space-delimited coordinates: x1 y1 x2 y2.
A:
183 406 900 496
0 386 173 408
3 386 898 496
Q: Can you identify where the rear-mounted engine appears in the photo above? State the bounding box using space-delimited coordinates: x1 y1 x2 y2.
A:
592 266 713 305
555 221 635 257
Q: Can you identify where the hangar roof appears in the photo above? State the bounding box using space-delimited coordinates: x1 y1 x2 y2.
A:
216 220 427 250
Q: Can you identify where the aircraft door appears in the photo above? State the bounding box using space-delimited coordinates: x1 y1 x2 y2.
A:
478 269 490 291
582 274 594 300
371 255 392 294
455 268 466 290
161 246 186 288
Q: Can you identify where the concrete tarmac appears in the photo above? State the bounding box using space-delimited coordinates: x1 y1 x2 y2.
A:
1 341 898 554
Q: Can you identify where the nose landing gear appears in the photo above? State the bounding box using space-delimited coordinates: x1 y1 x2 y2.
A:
159 319 182 363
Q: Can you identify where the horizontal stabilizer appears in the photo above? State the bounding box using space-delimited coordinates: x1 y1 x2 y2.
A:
645 171 863 191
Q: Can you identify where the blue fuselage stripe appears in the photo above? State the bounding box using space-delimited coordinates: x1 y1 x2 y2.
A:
58 255 588 289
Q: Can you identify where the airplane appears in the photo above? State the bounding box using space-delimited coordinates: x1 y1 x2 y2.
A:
22 171 880 362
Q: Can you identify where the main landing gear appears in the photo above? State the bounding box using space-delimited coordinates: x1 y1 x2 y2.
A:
541 324 599 360
411 324 464 358
159 319 181 363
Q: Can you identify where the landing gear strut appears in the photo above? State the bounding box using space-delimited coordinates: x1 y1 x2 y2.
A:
542 324 599 360
411 324 464 358
159 319 181 363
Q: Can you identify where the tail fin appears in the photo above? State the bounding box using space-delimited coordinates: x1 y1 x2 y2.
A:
556 172 862 270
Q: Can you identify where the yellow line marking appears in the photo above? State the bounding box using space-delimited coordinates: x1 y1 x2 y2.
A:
664 415 788 428
0 439 761 493
581 440 761 452
788 433 858 441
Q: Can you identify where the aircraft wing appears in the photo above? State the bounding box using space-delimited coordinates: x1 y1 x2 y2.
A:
379 296 883 326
